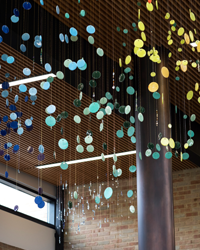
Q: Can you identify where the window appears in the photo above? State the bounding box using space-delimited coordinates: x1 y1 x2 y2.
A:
0 179 55 226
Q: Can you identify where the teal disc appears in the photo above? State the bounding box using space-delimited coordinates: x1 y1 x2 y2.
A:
129 165 136 173
107 102 114 110
182 152 189 160
130 116 135 124
152 152 160 159
127 126 135 137
105 92 112 100
153 92 160 99
116 86 120 92
127 190 133 198
45 116 56 127
127 86 135 95
60 162 68 170
131 136 136 143
116 130 124 138
183 114 187 119
104 187 113 200
139 152 142 160
156 144 161 151
89 102 100 113
58 139 68 149
190 114 196 122
124 67 131 73
165 152 172 159
95 196 100 204
113 170 118 177
188 130 194 137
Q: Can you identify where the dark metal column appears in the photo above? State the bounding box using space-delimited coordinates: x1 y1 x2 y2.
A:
134 46 175 250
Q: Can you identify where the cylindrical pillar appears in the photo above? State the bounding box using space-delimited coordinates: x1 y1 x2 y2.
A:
134 46 175 250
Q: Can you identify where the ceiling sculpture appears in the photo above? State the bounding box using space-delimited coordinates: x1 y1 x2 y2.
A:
0 0 199 218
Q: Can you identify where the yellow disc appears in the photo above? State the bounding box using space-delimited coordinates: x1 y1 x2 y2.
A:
150 72 156 77
168 52 172 58
147 51 151 57
171 26 176 32
168 39 173 45
175 66 179 71
184 143 189 149
190 11 195 21
119 58 122 67
138 9 140 19
125 55 131 65
181 64 187 72
182 60 188 65
197 42 200 52
156 0 158 10
180 39 185 45
134 39 144 48
170 20 175 25
186 90 193 100
168 124 172 128
141 32 146 41
165 13 170 19
161 137 169 146
157 60 161 64
195 83 199 91
138 21 145 31
176 60 181 66
189 31 194 42
192 62 197 68
192 47 195 52
148 82 159 92
194 29 197 34
178 27 184 36
168 30 171 35
184 33 190 44
167 35 171 41
169 138 175 149
134 46 140 55
150 55 159 62
137 49 146 58
146 2 153 11
198 97 200 103
161 67 169 78
180 152 183 162
178 48 182 52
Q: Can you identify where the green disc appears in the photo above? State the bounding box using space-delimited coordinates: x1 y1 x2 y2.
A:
130 116 135 124
113 170 118 177
89 80 97 88
87 145 94 152
100 122 104 132
123 29 128 34
156 144 161 151
145 149 152 157
96 111 104 119
127 86 135 95
85 135 93 144
79 92 82 100
74 191 78 199
101 153 105 161
78 83 84 91
147 142 154 150
95 196 100 204
139 152 142 160
80 9 86 17
116 26 120 31
76 145 84 153
182 152 189 160
56 114 62 122
131 136 136 143
116 130 124 138
175 141 181 149
165 152 172 159
127 190 133 198
188 130 194 137
114 102 120 109
60 162 68 170
105 106 112 115
129 165 136 172
123 121 131 128
89 102 100 113
83 107 90 115
64 59 72 68
119 105 125 114
187 139 194 147
113 153 117 162
127 126 135 137
104 187 113 200
190 114 196 122
71 36 78 42
58 139 68 150
97 48 104 56
105 92 112 100
183 114 187 119
152 152 160 159
61 111 68 119
138 113 144 122
92 71 101 79
73 99 81 107
74 115 81 123
130 205 135 213
100 108 106 115
47 76 54 83
68 201 72 209
119 73 125 82
77 135 80 144
56 71 64 79
153 92 160 99
88 36 94 44
137 106 145 113
117 169 122 176
100 97 107 105
102 142 107 150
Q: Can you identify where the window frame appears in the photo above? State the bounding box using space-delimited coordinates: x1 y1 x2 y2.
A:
0 175 56 229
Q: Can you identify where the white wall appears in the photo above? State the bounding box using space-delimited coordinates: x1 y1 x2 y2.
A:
0 209 55 250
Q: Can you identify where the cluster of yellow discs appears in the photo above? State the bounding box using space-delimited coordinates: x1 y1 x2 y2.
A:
160 137 175 148
133 39 146 58
187 83 200 103
175 60 188 73
147 47 161 63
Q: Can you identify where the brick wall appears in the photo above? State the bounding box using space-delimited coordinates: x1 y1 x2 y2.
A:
64 168 200 250
0 242 23 250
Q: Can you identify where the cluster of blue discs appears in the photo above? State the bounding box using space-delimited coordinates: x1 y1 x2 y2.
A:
34 196 45 209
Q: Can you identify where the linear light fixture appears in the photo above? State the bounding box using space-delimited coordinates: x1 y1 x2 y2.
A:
190 42 197 47
3 73 56 88
36 150 136 169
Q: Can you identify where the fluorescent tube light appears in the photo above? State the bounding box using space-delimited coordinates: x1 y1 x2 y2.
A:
190 42 197 47
36 150 136 169
2 73 56 88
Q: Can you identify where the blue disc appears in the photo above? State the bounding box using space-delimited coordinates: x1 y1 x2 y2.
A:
25 119 32 126
129 165 136 173
58 139 68 150
30 95 37 101
1 54 8 61
79 62 87 71
10 121 18 129
35 196 42 204
13 8 19 17
1 130 7 136
19 84 27 92
22 33 30 41
2 25 9 34
68 62 77 71
23 68 31 76
4 154 10 161
25 96 28 102
0 36 3 43
34 40 42 48
127 190 133 198
5 73 10 78
56 5 60 14
17 127 24 135
86 25 95 34
3 116 8 122
70 27 78 36
13 145 19 152
34 35 42 42
5 171 9 178
77 59 85 68
29 87 37 96
38 200 45 209
10 113 17 120
15 95 19 103
6 122 11 128
45 63 51 72
22 2 32 10
4 144 9 149
40 0 44 5
43 81 50 90
2 81 9 89
89 102 100 113
10 104 17 111
20 44 26 52
59 33 64 42
65 34 69 43
38 145 44 153
7 142 12 148
11 15 19 23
